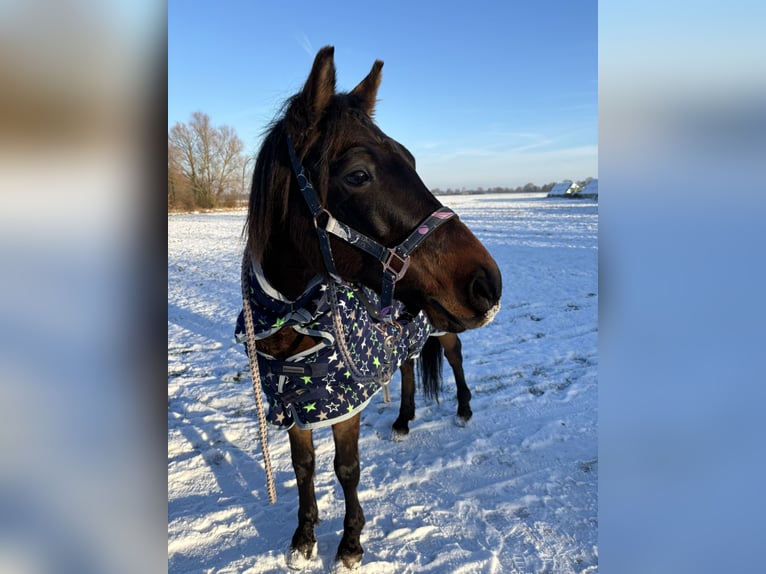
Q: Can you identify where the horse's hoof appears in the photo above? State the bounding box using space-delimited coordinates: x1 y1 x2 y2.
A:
454 414 471 428
335 536 363 571
457 406 473 420
391 424 410 441
331 560 362 572
285 542 317 570
333 551 363 572
391 422 410 436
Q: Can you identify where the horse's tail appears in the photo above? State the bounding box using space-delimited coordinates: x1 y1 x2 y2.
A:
417 336 443 402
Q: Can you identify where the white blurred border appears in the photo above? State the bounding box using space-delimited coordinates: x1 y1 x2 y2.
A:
600 2 766 573
0 2 166 573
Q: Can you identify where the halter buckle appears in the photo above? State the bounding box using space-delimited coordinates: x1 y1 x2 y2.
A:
382 248 410 282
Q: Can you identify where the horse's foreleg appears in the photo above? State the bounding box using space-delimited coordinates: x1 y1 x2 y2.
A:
441 334 472 422
332 413 365 568
287 425 318 561
392 359 416 435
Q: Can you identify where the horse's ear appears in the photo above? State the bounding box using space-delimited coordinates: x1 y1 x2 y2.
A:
351 60 383 116
302 46 337 123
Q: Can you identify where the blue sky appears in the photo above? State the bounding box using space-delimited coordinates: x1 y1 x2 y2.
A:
169 1 597 189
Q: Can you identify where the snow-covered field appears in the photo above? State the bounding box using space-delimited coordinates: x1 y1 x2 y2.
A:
168 193 598 573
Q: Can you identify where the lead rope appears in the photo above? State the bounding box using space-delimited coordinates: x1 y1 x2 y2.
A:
241 250 278 504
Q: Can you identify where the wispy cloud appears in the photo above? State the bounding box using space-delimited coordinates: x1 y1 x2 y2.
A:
295 32 314 58
415 131 556 162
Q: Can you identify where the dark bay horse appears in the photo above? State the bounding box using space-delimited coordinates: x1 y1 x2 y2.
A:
239 46 501 569
393 332 473 435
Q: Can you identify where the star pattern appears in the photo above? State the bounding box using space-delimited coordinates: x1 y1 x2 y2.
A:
236 278 432 430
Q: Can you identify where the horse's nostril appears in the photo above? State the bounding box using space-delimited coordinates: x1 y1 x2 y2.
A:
468 267 501 314
471 276 492 306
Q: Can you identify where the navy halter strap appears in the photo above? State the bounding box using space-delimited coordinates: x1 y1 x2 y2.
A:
285 134 455 322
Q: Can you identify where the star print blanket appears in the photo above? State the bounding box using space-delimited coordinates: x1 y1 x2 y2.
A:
235 264 433 430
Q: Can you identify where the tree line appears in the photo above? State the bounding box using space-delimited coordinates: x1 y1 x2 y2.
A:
168 112 591 211
168 111 251 211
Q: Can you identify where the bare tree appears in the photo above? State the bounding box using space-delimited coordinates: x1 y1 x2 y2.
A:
168 111 245 209
168 139 187 209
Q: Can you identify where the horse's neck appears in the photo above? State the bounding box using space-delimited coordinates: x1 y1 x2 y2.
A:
256 242 323 360
261 242 318 301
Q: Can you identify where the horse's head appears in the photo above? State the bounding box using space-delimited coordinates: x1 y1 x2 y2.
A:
247 46 501 332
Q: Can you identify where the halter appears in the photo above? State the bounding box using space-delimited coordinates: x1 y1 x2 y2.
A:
286 134 455 322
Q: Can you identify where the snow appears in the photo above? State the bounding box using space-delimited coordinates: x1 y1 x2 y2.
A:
168 192 598 573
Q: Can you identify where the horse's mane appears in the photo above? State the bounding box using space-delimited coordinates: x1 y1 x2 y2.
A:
243 91 379 264
244 117 289 263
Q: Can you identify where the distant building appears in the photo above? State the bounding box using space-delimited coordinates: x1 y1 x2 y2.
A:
547 181 578 197
547 179 597 200
578 179 598 199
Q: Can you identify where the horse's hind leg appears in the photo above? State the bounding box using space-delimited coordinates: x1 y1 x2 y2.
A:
332 413 365 568
441 333 472 423
287 425 319 562
392 360 416 435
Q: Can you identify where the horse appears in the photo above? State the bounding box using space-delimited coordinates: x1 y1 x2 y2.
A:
237 46 501 570
393 332 473 435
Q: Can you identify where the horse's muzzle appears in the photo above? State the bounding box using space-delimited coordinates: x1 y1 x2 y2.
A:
467 265 502 319
425 263 502 332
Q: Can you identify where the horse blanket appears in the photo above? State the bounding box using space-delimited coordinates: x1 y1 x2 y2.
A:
235 263 432 430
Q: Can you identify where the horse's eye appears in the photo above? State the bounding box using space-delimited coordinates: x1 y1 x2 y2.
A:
343 170 371 187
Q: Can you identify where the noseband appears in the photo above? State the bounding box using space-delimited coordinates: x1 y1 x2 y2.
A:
286 135 455 322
